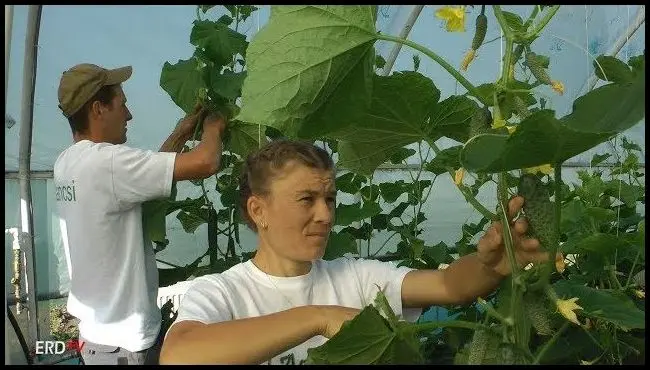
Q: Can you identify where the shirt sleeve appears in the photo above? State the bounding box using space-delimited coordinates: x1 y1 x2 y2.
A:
349 258 422 323
109 145 176 209
169 276 233 332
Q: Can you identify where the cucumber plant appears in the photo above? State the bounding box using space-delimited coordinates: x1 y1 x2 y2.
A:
150 5 645 365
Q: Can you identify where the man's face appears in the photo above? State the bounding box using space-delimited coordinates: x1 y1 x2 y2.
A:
100 85 132 144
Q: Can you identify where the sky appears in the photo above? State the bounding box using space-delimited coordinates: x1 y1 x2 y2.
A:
4 5 646 172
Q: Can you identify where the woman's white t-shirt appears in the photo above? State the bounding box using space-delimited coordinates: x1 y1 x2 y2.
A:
172 257 422 365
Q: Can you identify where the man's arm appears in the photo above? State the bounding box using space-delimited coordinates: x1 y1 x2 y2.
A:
159 126 191 153
172 113 226 181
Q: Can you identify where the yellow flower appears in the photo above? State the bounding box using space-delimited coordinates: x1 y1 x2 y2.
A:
435 6 466 32
506 125 517 134
555 297 583 325
633 289 645 299
524 164 554 175
454 168 465 185
461 48 476 71
555 252 566 273
580 356 600 365
551 80 564 95
491 117 507 129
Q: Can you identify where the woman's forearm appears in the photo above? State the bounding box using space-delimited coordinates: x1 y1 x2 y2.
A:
160 305 323 365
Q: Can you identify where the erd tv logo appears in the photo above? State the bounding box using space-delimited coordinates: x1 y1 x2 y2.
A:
35 339 85 355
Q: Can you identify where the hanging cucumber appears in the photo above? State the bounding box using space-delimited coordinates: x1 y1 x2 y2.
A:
461 6 487 71
517 174 557 291
472 6 488 50
469 106 492 138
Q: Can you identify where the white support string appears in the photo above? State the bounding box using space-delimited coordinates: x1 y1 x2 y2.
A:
499 28 503 76
585 6 592 172
614 5 631 238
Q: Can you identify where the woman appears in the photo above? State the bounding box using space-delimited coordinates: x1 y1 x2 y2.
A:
159 140 549 365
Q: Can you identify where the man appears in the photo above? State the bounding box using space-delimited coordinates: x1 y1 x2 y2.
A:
53 63 226 365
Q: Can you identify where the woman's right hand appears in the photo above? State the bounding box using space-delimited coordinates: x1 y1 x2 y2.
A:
313 305 361 338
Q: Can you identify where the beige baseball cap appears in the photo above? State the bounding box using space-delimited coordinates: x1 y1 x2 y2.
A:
57 63 132 118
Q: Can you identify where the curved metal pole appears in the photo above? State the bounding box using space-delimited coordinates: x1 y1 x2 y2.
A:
381 5 425 76
18 4 43 356
580 5 645 95
5 5 14 108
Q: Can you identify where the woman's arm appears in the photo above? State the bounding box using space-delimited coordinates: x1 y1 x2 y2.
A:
401 253 504 307
161 304 364 365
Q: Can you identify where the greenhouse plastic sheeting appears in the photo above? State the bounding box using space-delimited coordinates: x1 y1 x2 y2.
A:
4 5 646 298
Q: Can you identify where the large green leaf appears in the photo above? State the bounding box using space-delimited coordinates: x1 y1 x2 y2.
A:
460 56 645 172
425 145 462 175
594 55 635 84
237 6 378 136
553 280 645 331
335 201 381 226
142 199 171 243
306 302 423 364
378 180 410 203
160 58 206 114
143 195 206 243
427 95 478 143
573 233 632 259
177 208 209 233
323 231 358 260
297 45 375 139
225 120 265 158
561 65 645 133
336 172 367 194
190 20 248 67
210 70 247 101
327 71 441 175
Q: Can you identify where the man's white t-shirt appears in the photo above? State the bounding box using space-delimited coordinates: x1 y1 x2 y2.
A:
172 257 422 365
53 139 176 352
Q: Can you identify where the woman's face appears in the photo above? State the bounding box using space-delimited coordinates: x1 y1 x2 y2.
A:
253 162 336 262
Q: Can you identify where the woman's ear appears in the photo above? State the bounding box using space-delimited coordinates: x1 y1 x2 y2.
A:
247 195 266 228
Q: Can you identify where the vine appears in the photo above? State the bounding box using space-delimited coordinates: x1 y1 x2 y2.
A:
146 4 645 365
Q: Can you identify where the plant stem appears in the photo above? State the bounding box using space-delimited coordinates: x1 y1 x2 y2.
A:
196 6 202 21
523 6 540 29
406 319 497 336
604 260 623 290
371 231 400 257
426 139 496 220
497 172 521 347
533 321 569 364
550 164 562 274
477 297 513 326
623 241 643 289
375 33 490 106
525 6 560 39
492 6 513 39
492 6 514 85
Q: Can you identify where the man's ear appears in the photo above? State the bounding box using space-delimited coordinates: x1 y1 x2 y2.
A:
89 100 104 119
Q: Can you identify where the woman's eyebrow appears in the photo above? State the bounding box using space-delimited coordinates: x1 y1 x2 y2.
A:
295 189 337 197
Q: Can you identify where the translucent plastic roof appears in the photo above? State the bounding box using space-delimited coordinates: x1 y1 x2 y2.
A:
4 5 645 172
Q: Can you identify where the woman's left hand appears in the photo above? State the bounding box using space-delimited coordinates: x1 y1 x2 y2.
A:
476 196 559 277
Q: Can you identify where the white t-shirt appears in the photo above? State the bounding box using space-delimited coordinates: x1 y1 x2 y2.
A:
171 257 422 365
53 139 176 352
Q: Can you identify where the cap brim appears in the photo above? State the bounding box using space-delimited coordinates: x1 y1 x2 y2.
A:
105 66 132 85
